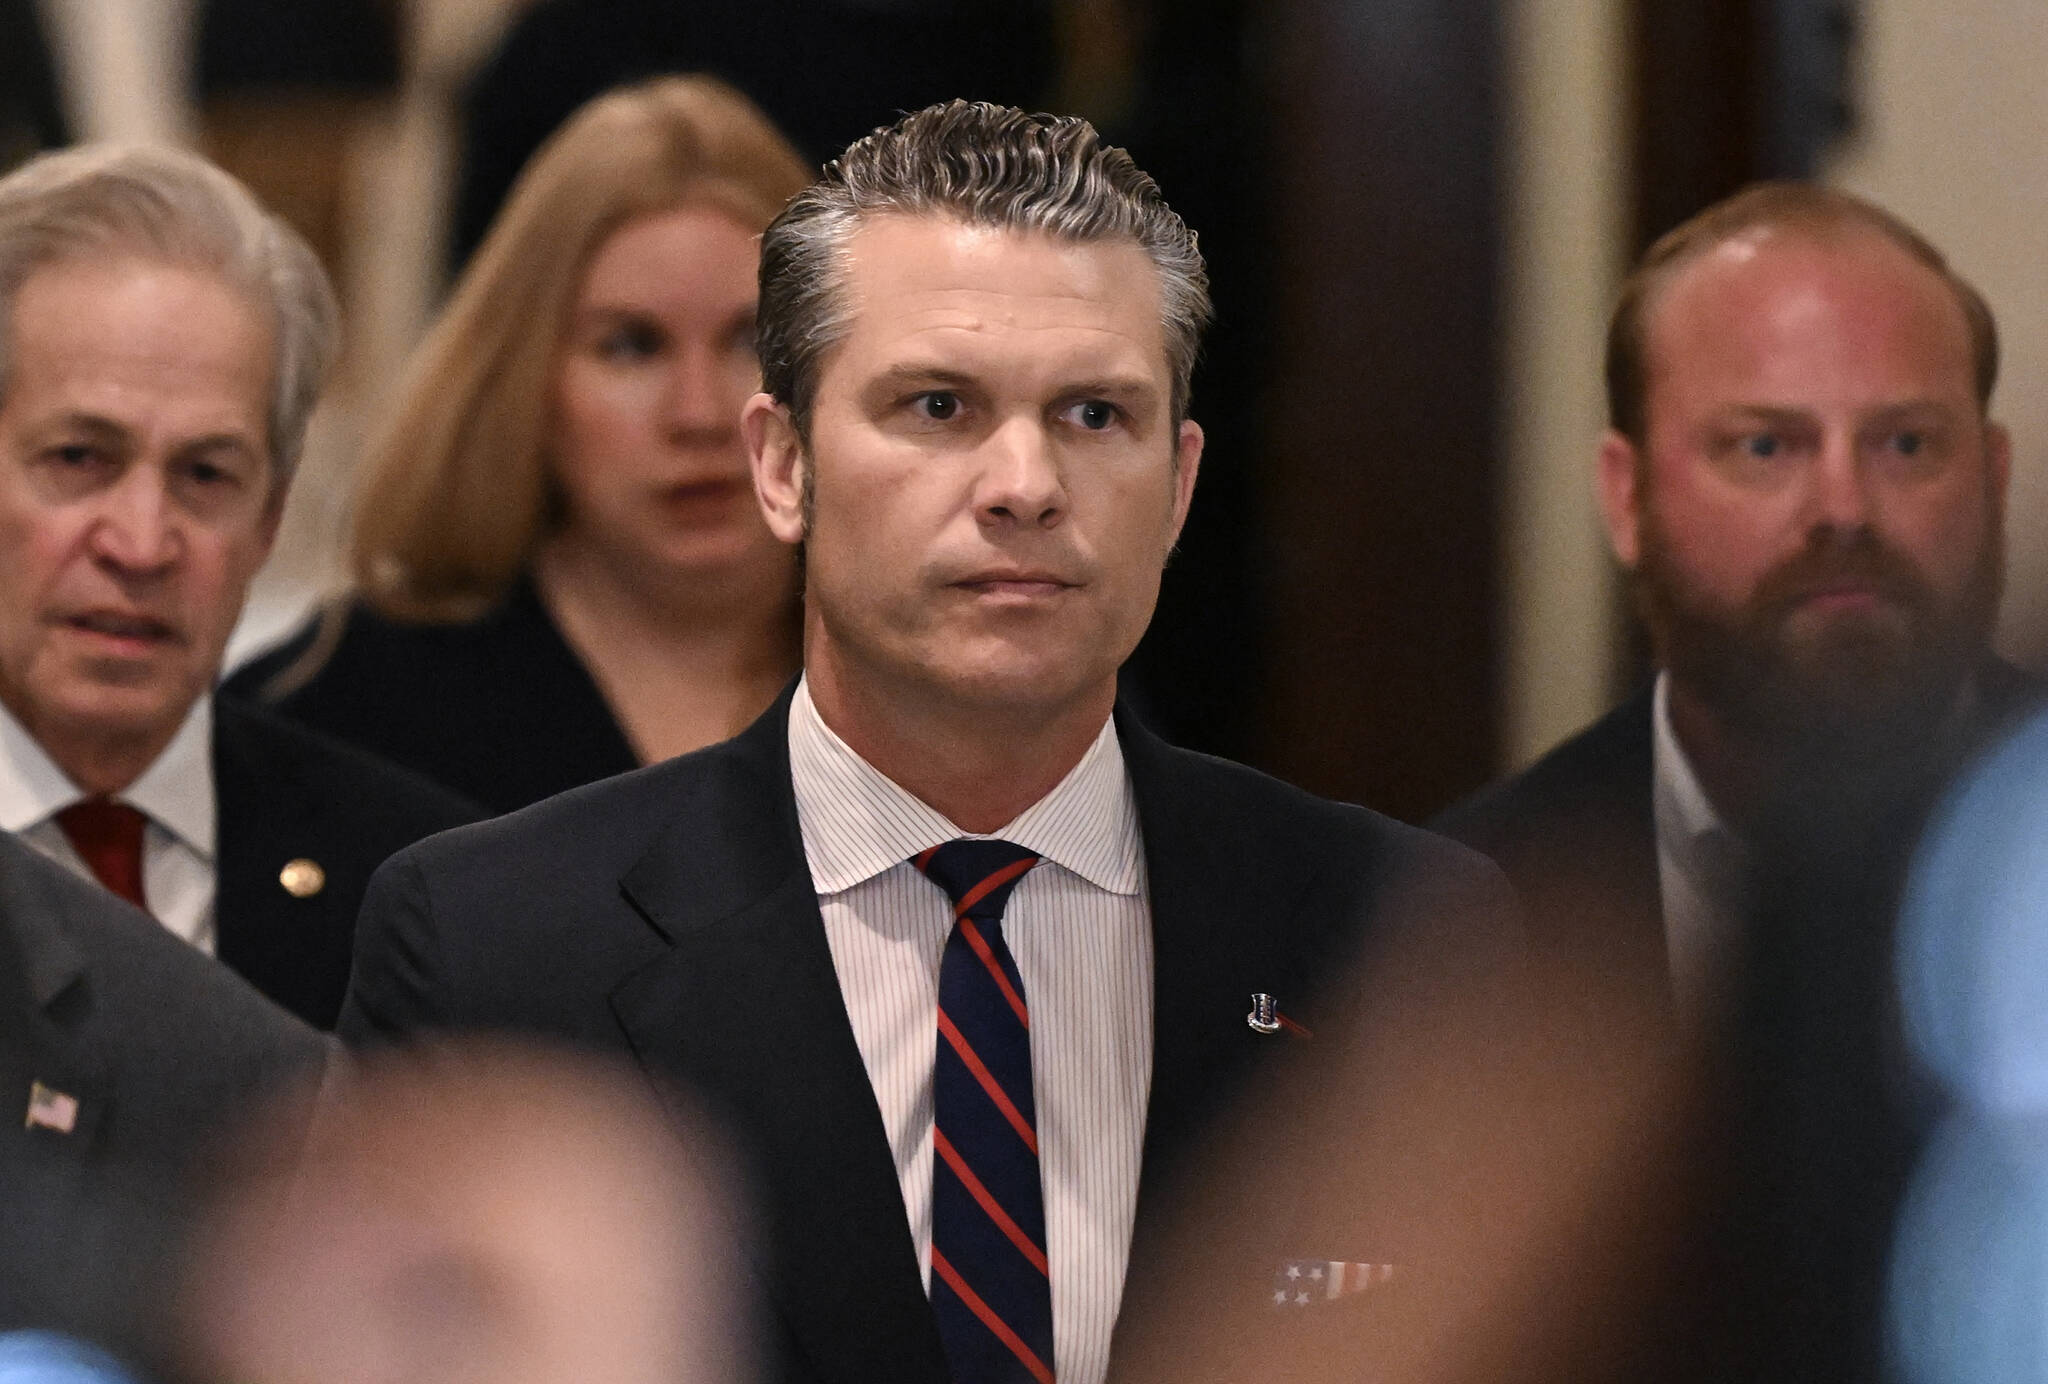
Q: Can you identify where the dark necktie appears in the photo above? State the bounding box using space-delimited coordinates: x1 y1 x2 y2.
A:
55 798 150 913
916 838 1054 1384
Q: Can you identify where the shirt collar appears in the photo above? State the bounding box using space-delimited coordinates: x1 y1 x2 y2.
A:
0 695 215 858
787 675 1142 897
1650 671 1737 868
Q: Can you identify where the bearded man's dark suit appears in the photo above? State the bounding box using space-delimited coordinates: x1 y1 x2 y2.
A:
1430 662 2045 1002
0 829 329 1350
1431 662 2045 1382
340 690 1517 1384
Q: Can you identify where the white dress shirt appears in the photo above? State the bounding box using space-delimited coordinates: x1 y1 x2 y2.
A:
787 678 1153 1384
0 697 217 951
1650 673 1747 1029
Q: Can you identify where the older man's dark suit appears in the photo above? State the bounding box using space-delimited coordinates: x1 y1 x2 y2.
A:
211 694 480 1028
0 830 328 1348
341 691 1516 1384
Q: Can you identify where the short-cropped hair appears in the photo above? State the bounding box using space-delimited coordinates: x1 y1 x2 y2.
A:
757 99 1211 437
0 143 339 486
1605 181 1999 445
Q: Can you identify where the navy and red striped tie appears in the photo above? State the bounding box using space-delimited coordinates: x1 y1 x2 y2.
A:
916 838 1054 1384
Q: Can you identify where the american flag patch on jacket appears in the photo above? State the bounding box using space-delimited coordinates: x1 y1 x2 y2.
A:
1271 1259 1396 1307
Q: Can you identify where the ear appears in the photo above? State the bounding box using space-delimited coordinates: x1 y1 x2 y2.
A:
1167 418 1203 548
744 392 808 545
1987 419 2013 515
1596 428 1645 568
255 461 289 561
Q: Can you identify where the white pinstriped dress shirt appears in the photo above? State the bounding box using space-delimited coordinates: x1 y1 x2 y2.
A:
787 678 1154 1384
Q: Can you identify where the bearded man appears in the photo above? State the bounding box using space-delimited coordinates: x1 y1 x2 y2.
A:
1435 181 2031 1033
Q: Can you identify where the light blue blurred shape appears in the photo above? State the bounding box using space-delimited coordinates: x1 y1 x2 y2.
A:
1893 1115 2048 1384
0 1333 138 1384
1899 710 2048 1113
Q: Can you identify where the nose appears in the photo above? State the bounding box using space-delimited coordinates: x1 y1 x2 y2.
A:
976 416 1066 529
662 343 743 440
89 467 180 576
1806 429 1873 533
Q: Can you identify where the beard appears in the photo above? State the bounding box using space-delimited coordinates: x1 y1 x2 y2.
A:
1632 514 2002 757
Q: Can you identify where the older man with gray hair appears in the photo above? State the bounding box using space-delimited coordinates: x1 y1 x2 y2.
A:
0 144 475 1029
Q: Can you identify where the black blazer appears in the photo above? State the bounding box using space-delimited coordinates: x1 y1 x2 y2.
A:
212 695 482 1029
0 830 330 1346
341 691 1517 1384
1431 663 2047 1010
1430 684 1667 1002
226 580 637 816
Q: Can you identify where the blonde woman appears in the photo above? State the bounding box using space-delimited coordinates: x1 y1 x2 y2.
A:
233 76 811 813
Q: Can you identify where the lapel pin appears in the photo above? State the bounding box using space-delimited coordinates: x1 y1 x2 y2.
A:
1246 993 1312 1039
279 858 326 899
26 1081 78 1135
1272 1259 1397 1307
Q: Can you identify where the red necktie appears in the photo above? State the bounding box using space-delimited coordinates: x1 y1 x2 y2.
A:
55 798 150 913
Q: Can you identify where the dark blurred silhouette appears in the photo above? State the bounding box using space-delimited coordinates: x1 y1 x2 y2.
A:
451 0 1058 269
0 0 63 172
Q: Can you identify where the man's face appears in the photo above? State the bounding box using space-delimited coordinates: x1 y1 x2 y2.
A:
0 257 279 778
748 216 1201 725
1598 227 2008 740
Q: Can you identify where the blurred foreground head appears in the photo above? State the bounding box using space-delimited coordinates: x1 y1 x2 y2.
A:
1111 952 1697 1384
179 1041 751 1384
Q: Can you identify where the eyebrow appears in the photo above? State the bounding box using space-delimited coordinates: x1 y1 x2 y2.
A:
37 412 133 446
32 412 262 458
866 363 1163 405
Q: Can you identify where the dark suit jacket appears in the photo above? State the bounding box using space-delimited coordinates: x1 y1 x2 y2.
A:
1433 663 2047 1382
340 692 1517 1384
0 830 330 1349
1430 684 1667 1004
226 580 638 816
1430 662 2047 1007
210 696 482 1030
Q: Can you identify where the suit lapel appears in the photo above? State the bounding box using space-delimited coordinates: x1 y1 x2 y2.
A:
5 853 112 1155
609 703 948 1384
210 700 328 987
1118 711 1337 1229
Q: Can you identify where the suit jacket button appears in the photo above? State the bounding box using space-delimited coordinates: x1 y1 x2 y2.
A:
279 858 326 899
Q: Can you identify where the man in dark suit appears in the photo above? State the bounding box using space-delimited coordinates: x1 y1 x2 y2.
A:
0 145 476 1031
1435 184 2035 1381
0 829 328 1353
344 100 1514 1384
1436 182 2030 1026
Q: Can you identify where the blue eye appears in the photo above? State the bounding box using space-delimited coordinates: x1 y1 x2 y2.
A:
1075 400 1117 431
1745 434 1780 459
917 392 960 421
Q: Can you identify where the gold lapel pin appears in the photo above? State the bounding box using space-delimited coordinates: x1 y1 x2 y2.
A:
279 858 326 899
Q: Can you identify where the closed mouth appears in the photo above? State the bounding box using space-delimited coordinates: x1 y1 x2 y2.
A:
63 611 179 643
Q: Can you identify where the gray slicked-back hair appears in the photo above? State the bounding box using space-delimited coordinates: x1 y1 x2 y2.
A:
757 100 1210 437
0 143 339 485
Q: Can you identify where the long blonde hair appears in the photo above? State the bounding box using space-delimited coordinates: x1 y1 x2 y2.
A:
352 76 811 621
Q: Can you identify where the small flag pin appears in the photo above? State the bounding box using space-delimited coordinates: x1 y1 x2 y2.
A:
26 1081 77 1134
